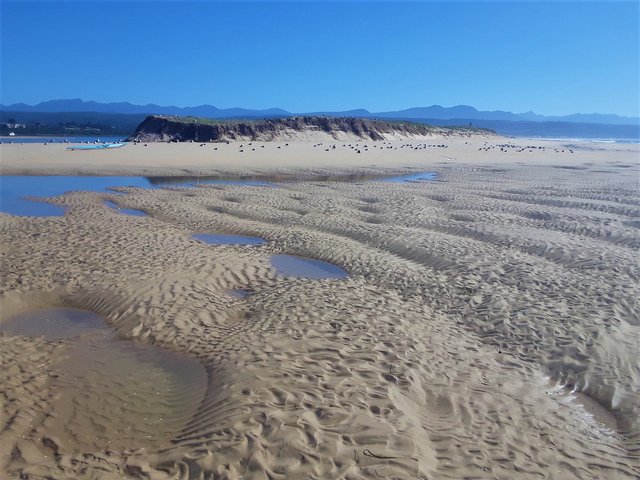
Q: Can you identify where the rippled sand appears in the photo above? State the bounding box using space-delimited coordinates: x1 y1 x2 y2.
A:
1 145 639 478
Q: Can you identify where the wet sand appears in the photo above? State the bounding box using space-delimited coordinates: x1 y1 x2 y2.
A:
1 137 639 479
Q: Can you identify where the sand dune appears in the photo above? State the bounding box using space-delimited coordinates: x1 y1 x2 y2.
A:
1 140 639 479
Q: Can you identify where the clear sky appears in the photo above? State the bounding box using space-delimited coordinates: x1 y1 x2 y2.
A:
1 1 638 116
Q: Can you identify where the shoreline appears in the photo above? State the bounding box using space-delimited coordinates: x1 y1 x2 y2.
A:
0 165 430 179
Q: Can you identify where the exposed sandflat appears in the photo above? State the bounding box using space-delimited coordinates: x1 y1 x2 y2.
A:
1 136 637 175
1 137 639 479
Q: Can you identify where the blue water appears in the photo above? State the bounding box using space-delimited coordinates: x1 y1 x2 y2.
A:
0 172 437 217
594 139 640 144
192 179 273 187
380 172 437 182
146 172 437 187
271 254 348 279
0 175 277 216
193 233 267 246
104 200 146 217
0 136 125 144
0 176 154 216
147 176 274 187
530 136 640 145
228 289 249 299
68 143 126 150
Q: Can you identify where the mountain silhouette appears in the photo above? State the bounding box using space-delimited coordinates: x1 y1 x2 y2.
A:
2 99 637 126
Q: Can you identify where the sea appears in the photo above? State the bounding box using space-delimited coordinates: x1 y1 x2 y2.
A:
0 136 126 144
527 137 640 144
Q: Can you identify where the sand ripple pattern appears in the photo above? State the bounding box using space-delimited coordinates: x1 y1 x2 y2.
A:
1 161 639 479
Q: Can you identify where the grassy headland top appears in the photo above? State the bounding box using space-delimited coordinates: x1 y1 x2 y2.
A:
128 115 495 142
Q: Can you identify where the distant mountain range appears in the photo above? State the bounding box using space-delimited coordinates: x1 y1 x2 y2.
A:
2 99 638 126
0 99 290 120
2 99 638 139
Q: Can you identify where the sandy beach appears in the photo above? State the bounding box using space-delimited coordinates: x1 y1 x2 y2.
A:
1 136 639 479
1 135 638 176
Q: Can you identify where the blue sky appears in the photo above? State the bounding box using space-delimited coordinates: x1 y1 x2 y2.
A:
1 1 638 116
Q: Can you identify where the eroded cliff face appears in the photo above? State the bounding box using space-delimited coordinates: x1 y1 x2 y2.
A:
127 115 493 142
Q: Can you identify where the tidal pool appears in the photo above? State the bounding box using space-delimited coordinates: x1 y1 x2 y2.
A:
0 172 436 217
150 176 274 187
104 200 146 216
380 172 437 182
0 176 155 216
228 289 250 299
271 254 349 279
0 175 276 217
0 308 207 452
193 232 267 245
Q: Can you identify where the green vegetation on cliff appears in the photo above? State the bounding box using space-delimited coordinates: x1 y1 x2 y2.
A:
128 115 495 142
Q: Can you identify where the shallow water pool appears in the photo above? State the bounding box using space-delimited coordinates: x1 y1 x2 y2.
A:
104 200 146 216
193 232 267 245
0 308 207 452
271 254 349 279
0 176 155 216
0 171 436 217
380 172 437 182
0 175 277 216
